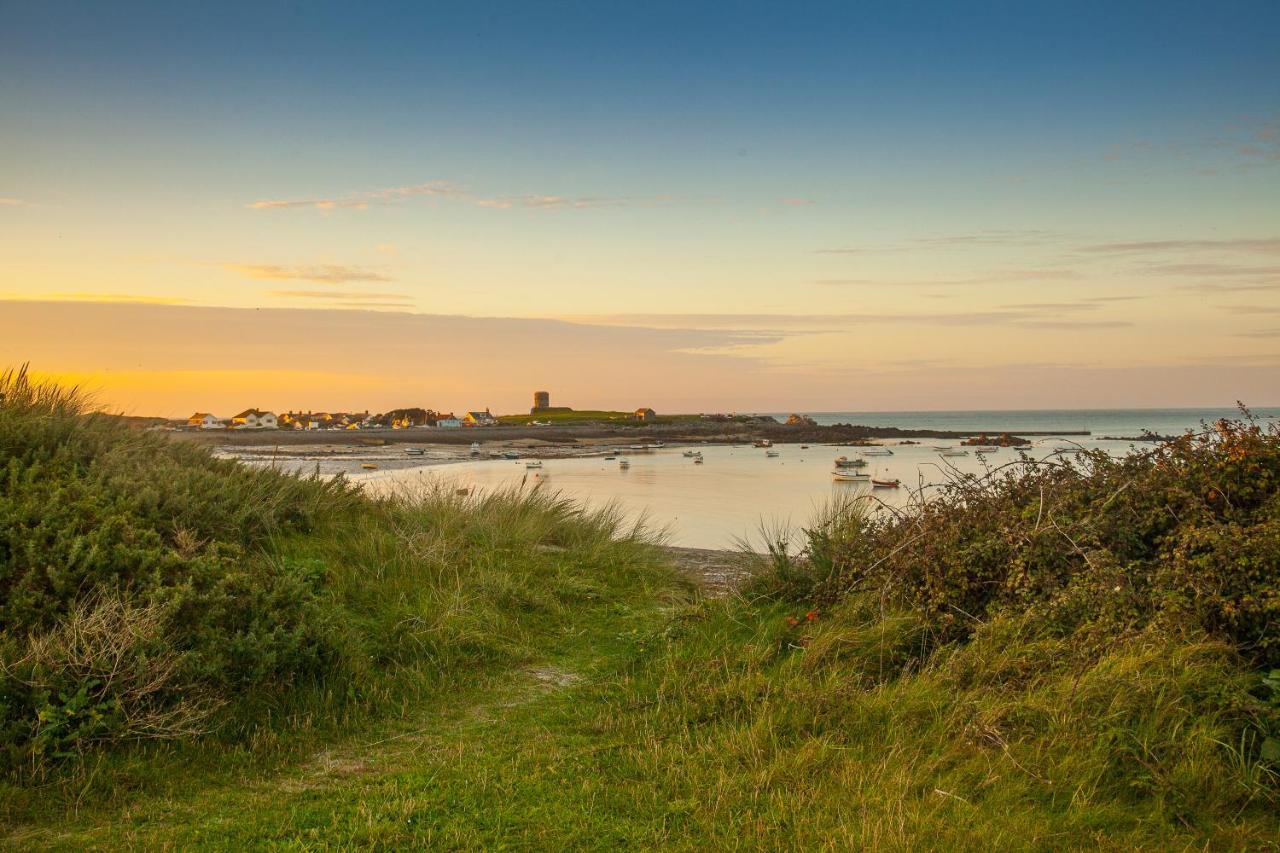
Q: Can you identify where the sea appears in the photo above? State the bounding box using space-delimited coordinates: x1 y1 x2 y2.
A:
326 408 1278 550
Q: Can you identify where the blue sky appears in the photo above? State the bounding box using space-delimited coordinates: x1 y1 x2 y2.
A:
2 1 1278 413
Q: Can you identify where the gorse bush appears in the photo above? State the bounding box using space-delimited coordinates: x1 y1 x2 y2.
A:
771 415 1280 668
0 367 363 769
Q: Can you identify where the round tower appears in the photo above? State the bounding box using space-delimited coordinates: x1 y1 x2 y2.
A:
532 390 550 412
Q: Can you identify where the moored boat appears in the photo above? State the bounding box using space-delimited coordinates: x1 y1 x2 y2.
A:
618 458 630 469
361 463 378 470
525 460 543 469
834 456 867 468
753 439 773 448
940 449 970 457
765 450 780 457
861 448 894 456
832 470 870 482
872 477 901 488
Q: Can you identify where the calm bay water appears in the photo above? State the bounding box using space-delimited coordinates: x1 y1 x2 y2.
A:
352 407 1279 549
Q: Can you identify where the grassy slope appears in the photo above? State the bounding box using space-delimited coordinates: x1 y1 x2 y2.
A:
12 596 1276 850
3 372 1277 848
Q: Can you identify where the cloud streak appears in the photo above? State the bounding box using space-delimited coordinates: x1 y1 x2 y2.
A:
224 264 393 284
816 268 1080 288
1079 237 1280 255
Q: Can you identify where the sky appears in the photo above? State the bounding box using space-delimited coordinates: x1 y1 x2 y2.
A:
1 1 1278 417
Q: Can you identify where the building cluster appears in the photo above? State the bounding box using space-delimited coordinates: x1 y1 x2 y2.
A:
177 394 655 431
183 407 500 431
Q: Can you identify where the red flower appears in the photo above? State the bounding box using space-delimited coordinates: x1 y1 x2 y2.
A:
805 610 818 622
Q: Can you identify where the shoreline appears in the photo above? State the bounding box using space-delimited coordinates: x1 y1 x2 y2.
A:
173 419 1086 453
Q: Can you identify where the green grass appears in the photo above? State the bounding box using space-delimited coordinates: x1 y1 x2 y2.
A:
2 371 1278 848
496 410 704 425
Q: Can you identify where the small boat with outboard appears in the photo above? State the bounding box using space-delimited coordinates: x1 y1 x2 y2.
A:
766 450 780 457
871 477 901 488
861 447 894 456
753 439 773 448
834 456 867 468
940 449 970 457
832 470 870 482
525 460 543 469
682 450 702 457
405 447 425 456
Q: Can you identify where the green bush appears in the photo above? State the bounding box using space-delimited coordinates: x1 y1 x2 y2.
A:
776 416 1280 668
0 368 360 772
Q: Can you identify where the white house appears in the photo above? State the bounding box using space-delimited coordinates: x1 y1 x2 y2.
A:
230 409 278 429
189 413 226 430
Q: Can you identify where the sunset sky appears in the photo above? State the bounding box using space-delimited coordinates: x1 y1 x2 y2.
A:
2 1 1278 416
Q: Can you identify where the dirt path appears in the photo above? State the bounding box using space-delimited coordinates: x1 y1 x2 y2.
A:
661 546 755 596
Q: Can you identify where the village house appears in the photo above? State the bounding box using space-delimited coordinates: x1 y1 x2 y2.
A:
230 409 278 429
633 408 657 422
187 412 226 430
436 417 462 428
462 409 498 427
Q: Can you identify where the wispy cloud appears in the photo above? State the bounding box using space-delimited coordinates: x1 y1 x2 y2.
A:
815 229 1062 254
1079 237 1280 255
474 194 627 210
249 181 462 211
224 264 393 284
564 309 1132 333
1144 262 1280 278
780 197 814 206
7 293 190 305
816 268 1079 287
1233 329 1280 338
268 290 410 301
0 197 25 207
1217 304 1280 315
247 198 371 211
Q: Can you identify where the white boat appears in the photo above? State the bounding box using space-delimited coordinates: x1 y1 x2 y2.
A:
973 446 999 454
931 445 952 451
832 470 870 482
834 456 867 468
861 448 894 456
1053 446 1083 454
405 447 425 456
525 460 543 469
682 450 702 457
940 449 970 457
753 439 773 448
765 450 780 457
469 442 481 455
